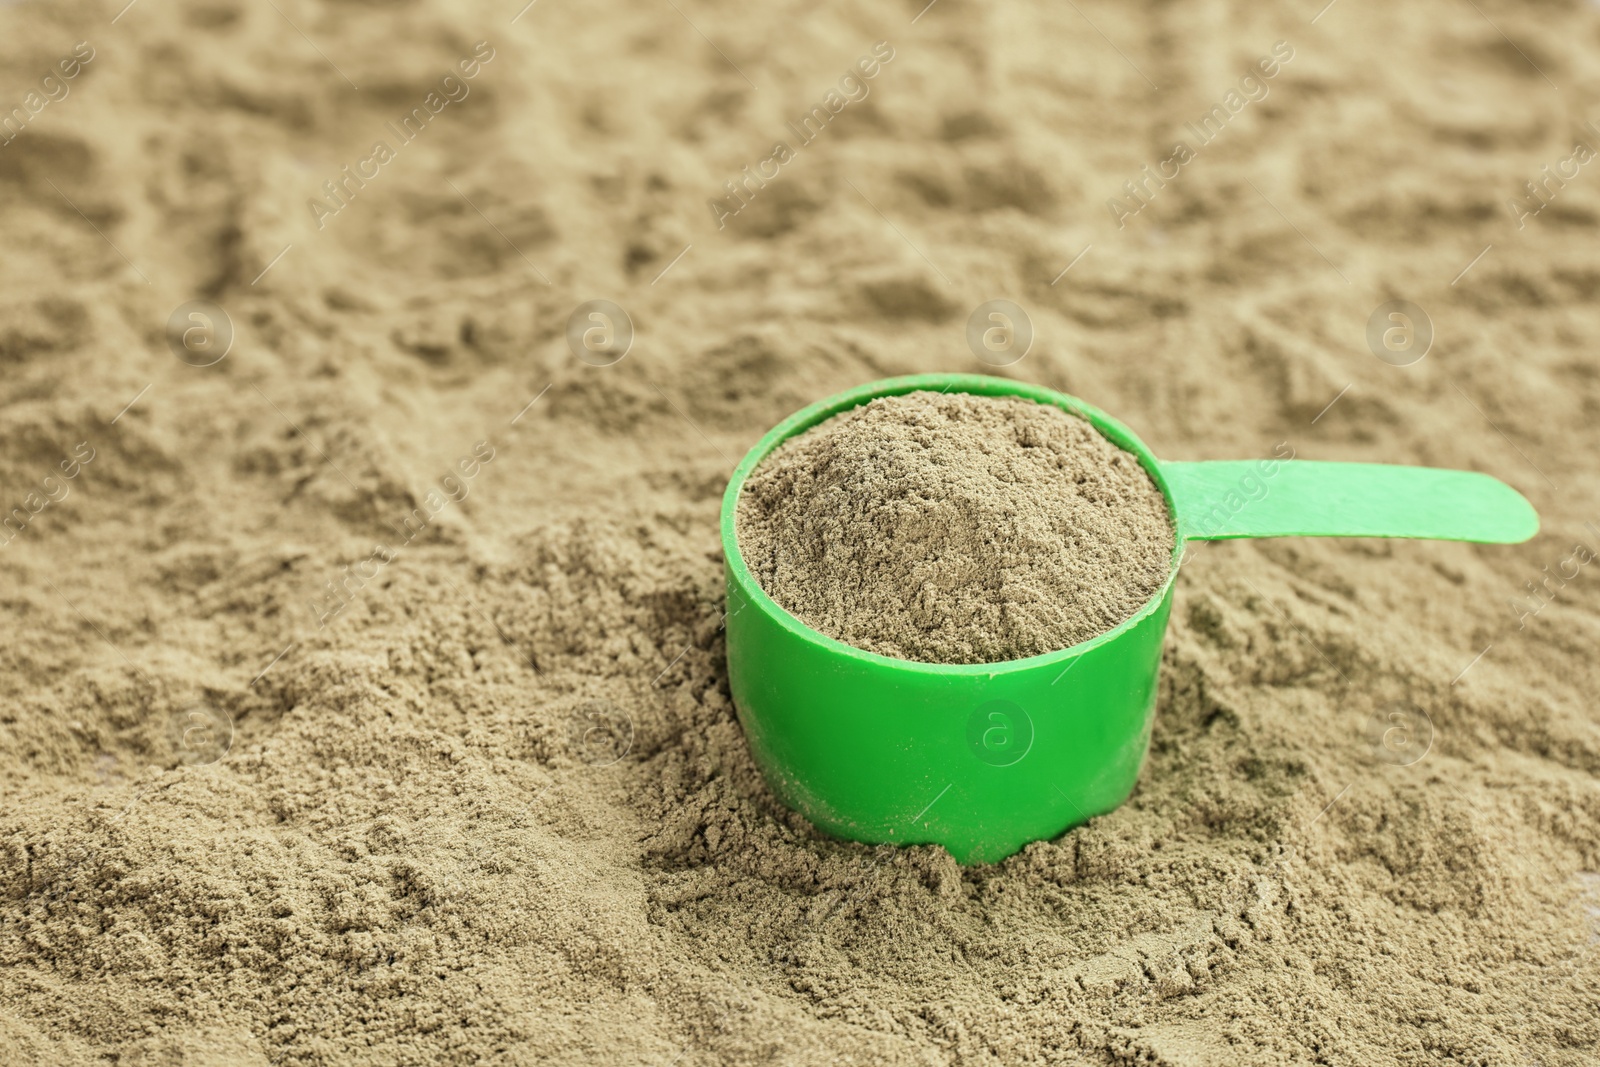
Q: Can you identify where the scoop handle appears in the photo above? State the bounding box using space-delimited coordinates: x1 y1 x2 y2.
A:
1161 460 1539 543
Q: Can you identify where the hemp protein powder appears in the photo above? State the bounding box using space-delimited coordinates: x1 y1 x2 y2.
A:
736 390 1176 664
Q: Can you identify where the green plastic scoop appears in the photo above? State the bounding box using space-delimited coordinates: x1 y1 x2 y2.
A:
719 374 1538 864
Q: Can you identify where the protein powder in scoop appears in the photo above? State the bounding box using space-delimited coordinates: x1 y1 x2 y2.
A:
736 390 1175 664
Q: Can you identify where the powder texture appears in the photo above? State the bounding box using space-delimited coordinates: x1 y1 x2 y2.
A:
2 0 1600 1064
737 391 1175 663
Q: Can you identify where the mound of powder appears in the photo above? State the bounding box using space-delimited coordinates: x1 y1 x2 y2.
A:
737 390 1175 664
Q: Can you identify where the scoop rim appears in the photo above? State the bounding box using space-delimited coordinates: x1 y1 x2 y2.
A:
720 373 1183 677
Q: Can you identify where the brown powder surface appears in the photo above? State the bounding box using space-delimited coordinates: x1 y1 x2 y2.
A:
3 0 1600 1065
737 391 1174 663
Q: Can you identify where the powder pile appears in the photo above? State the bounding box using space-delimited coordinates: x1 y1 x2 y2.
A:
737 391 1175 663
3 0 1600 1062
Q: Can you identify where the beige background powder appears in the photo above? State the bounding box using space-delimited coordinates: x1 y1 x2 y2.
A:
1 0 1599 1064
738 391 1174 663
